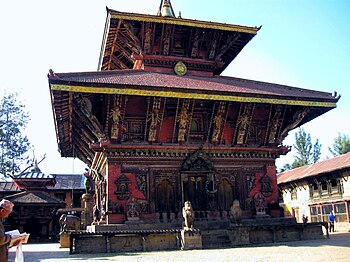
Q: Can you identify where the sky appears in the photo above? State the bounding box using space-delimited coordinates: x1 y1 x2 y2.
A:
0 0 349 175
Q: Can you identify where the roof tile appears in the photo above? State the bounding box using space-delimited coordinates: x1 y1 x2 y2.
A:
277 152 350 184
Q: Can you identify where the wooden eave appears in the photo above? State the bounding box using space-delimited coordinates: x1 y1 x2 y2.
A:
50 86 95 165
108 9 259 34
49 80 338 108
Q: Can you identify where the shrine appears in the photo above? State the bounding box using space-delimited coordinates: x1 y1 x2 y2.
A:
4 162 65 241
48 1 338 251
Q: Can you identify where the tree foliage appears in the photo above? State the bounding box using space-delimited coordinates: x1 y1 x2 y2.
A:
329 133 350 156
282 128 321 171
0 93 31 177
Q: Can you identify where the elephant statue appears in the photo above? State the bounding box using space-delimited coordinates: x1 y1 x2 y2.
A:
59 214 81 232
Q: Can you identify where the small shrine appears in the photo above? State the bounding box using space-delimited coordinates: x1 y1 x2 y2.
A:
48 1 338 251
5 161 65 241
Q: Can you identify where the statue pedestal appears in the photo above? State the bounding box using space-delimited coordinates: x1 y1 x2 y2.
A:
59 232 70 248
181 229 202 250
82 193 93 226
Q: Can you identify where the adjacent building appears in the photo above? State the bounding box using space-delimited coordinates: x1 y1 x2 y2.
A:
278 152 350 231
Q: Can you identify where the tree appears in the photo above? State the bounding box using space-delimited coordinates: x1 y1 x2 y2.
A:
329 133 350 156
0 93 31 177
283 128 322 170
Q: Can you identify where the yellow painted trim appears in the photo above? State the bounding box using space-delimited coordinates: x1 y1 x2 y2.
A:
110 12 258 34
51 84 336 108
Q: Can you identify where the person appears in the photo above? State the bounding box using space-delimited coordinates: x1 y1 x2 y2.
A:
302 214 308 224
328 211 336 233
0 199 16 262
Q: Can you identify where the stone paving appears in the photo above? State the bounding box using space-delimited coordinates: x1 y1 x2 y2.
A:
8 232 350 262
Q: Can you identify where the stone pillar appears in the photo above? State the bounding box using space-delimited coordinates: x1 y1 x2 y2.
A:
82 193 93 226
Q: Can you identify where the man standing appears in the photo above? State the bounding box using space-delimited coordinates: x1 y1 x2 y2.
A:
0 199 14 262
328 211 336 233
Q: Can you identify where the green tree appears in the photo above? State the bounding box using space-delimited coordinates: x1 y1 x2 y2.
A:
329 133 350 156
284 128 322 170
0 93 31 177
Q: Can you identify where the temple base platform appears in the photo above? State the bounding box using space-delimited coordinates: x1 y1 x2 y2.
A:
69 217 328 254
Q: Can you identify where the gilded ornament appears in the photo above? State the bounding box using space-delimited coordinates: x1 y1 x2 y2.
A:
174 61 187 76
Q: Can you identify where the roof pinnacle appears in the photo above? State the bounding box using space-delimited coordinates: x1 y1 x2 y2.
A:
158 0 175 17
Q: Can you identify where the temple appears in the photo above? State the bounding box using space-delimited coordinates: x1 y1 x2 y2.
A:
48 0 338 236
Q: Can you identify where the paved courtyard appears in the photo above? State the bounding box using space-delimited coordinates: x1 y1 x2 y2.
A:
9 232 350 262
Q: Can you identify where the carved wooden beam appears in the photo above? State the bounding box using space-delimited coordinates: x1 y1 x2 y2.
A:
216 34 240 61
107 20 122 70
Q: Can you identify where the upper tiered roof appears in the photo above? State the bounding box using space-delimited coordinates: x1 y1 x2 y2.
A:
98 3 259 75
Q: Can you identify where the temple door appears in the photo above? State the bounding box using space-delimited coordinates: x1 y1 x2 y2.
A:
183 174 207 210
156 179 175 213
217 178 234 211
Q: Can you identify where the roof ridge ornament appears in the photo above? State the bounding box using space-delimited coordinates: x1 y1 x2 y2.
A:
158 0 175 17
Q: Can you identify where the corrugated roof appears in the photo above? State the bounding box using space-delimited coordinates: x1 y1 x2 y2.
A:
277 152 350 184
49 70 336 103
49 174 84 190
0 182 20 192
15 164 54 180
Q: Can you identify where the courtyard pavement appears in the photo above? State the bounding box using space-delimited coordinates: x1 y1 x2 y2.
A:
8 232 350 262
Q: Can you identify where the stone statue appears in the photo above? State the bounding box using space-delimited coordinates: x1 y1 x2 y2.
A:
182 201 195 231
59 214 80 232
230 200 242 224
83 171 94 194
93 205 101 224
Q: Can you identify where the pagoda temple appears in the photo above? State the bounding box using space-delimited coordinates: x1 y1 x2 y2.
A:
48 1 339 226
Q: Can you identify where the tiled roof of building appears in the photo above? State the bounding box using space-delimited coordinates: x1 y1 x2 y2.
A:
0 174 84 192
14 164 54 180
49 70 337 103
49 174 84 190
5 191 65 205
0 182 20 192
277 152 350 185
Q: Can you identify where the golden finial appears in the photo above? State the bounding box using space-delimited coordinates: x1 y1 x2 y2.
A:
158 0 175 17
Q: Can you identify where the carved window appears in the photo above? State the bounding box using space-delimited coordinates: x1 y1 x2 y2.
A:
126 117 145 141
260 174 272 197
114 174 131 200
334 203 347 222
188 113 207 142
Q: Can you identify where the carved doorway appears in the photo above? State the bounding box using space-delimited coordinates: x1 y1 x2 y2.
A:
180 149 216 211
218 178 234 211
182 173 208 210
156 179 175 213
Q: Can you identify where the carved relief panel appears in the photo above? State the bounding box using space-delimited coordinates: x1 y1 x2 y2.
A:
114 174 131 200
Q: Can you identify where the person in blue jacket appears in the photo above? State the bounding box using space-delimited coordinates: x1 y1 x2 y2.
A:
328 211 336 233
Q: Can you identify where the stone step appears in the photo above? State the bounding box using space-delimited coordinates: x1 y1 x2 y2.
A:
201 229 231 248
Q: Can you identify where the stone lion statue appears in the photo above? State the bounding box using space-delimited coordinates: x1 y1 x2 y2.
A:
182 201 195 231
230 199 242 224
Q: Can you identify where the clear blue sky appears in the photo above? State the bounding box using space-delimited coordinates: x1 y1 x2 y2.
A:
0 0 349 174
